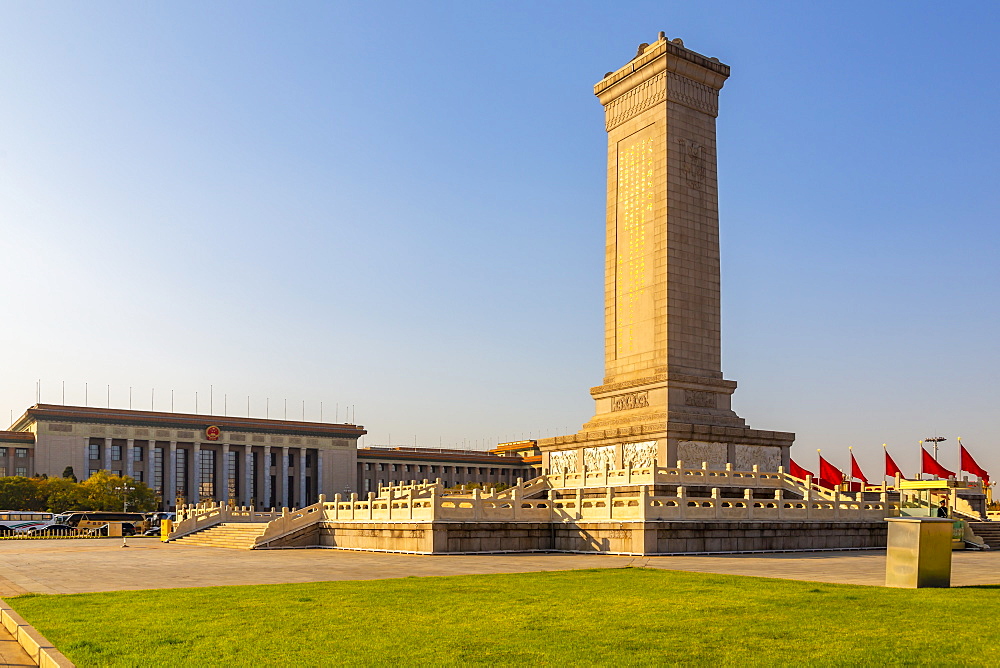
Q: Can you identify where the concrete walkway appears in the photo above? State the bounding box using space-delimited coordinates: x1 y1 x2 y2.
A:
0 538 998 596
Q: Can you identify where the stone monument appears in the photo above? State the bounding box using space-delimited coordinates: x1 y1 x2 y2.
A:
537 33 795 473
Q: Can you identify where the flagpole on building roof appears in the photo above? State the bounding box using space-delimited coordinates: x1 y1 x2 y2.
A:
62 381 65 405
85 382 88 407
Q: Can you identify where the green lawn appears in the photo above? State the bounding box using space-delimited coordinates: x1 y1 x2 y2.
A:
9 568 999 666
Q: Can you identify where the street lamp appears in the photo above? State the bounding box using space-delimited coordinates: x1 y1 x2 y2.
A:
925 436 947 461
115 484 135 548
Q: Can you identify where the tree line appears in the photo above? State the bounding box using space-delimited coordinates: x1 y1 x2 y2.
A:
0 468 158 513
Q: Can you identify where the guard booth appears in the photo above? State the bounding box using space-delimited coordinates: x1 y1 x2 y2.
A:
897 479 973 550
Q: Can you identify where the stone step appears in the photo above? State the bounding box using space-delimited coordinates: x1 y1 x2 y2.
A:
171 522 269 550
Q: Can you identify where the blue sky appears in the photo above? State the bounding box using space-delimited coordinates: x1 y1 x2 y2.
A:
1 2 998 480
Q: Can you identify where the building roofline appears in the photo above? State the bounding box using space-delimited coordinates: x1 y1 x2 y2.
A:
0 431 36 444
357 447 531 465
11 405 366 439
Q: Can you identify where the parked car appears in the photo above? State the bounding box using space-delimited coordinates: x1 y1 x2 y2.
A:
25 524 76 536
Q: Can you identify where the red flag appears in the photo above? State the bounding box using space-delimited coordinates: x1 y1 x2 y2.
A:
885 449 904 479
789 458 813 480
850 451 869 484
819 455 844 489
921 447 955 479
960 444 990 483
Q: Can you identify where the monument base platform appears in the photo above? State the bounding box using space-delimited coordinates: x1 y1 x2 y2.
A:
261 520 888 555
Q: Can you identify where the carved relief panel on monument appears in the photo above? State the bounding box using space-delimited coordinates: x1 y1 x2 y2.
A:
734 445 781 473
583 446 616 471
549 449 579 474
677 440 727 469
611 391 648 412
622 441 658 468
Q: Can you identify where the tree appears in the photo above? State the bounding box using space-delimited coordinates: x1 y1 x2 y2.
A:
77 471 157 512
39 477 85 513
0 477 45 511
61 466 77 483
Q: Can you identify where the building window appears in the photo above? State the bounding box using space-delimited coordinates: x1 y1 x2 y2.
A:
0 448 7 457
378 463 385 472
88 444 99 460
199 450 215 501
15 467 27 477
364 479 371 493
88 469 97 478
0 467 6 476
270 452 277 467
134 471 144 483
305 453 312 467
390 464 397 472
15 449 28 459
467 467 474 474
249 452 258 502
227 451 238 502
153 448 164 492
430 466 437 473
365 463 371 471
175 449 188 502
111 445 122 461
133 446 144 462
403 465 410 473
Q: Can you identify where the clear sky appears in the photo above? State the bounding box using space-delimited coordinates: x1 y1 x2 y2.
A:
1 2 998 480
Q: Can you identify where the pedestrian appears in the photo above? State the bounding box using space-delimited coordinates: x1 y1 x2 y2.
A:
936 499 949 518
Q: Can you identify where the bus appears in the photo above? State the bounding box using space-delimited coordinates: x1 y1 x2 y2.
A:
60 512 149 533
0 511 55 534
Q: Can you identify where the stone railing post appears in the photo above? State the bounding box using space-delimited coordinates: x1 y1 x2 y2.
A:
350 492 358 520
367 492 375 521
471 487 481 521
638 484 649 520
744 488 754 520
606 486 613 520
833 490 841 520
575 487 583 521
408 489 415 520
775 488 783 519
677 486 686 520
711 487 720 519
331 493 340 520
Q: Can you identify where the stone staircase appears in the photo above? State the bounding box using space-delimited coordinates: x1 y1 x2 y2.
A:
170 522 270 549
967 522 1000 549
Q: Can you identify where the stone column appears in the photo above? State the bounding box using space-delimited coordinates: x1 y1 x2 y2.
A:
316 449 324 497
192 442 201 504
167 441 177 510
280 446 290 508
103 437 112 472
221 443 230 505
126 438 135 478
244 446 253 507
82 437 90 480
262 446 272 509
300 447 308 507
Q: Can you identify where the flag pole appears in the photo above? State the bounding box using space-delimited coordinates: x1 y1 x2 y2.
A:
882 443 887 492
918 440 924 480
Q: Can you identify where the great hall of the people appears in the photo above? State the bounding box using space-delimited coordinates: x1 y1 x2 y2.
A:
0 404 539 511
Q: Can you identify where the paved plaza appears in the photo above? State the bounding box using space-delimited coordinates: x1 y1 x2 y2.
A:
0 538 998 597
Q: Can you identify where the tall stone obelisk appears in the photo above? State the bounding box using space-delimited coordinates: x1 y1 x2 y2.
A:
538 34 794 474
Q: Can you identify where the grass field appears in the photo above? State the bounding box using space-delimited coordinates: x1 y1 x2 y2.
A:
9 568 1000 666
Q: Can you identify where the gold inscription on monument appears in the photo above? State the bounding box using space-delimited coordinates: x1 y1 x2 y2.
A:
615 128 656 359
